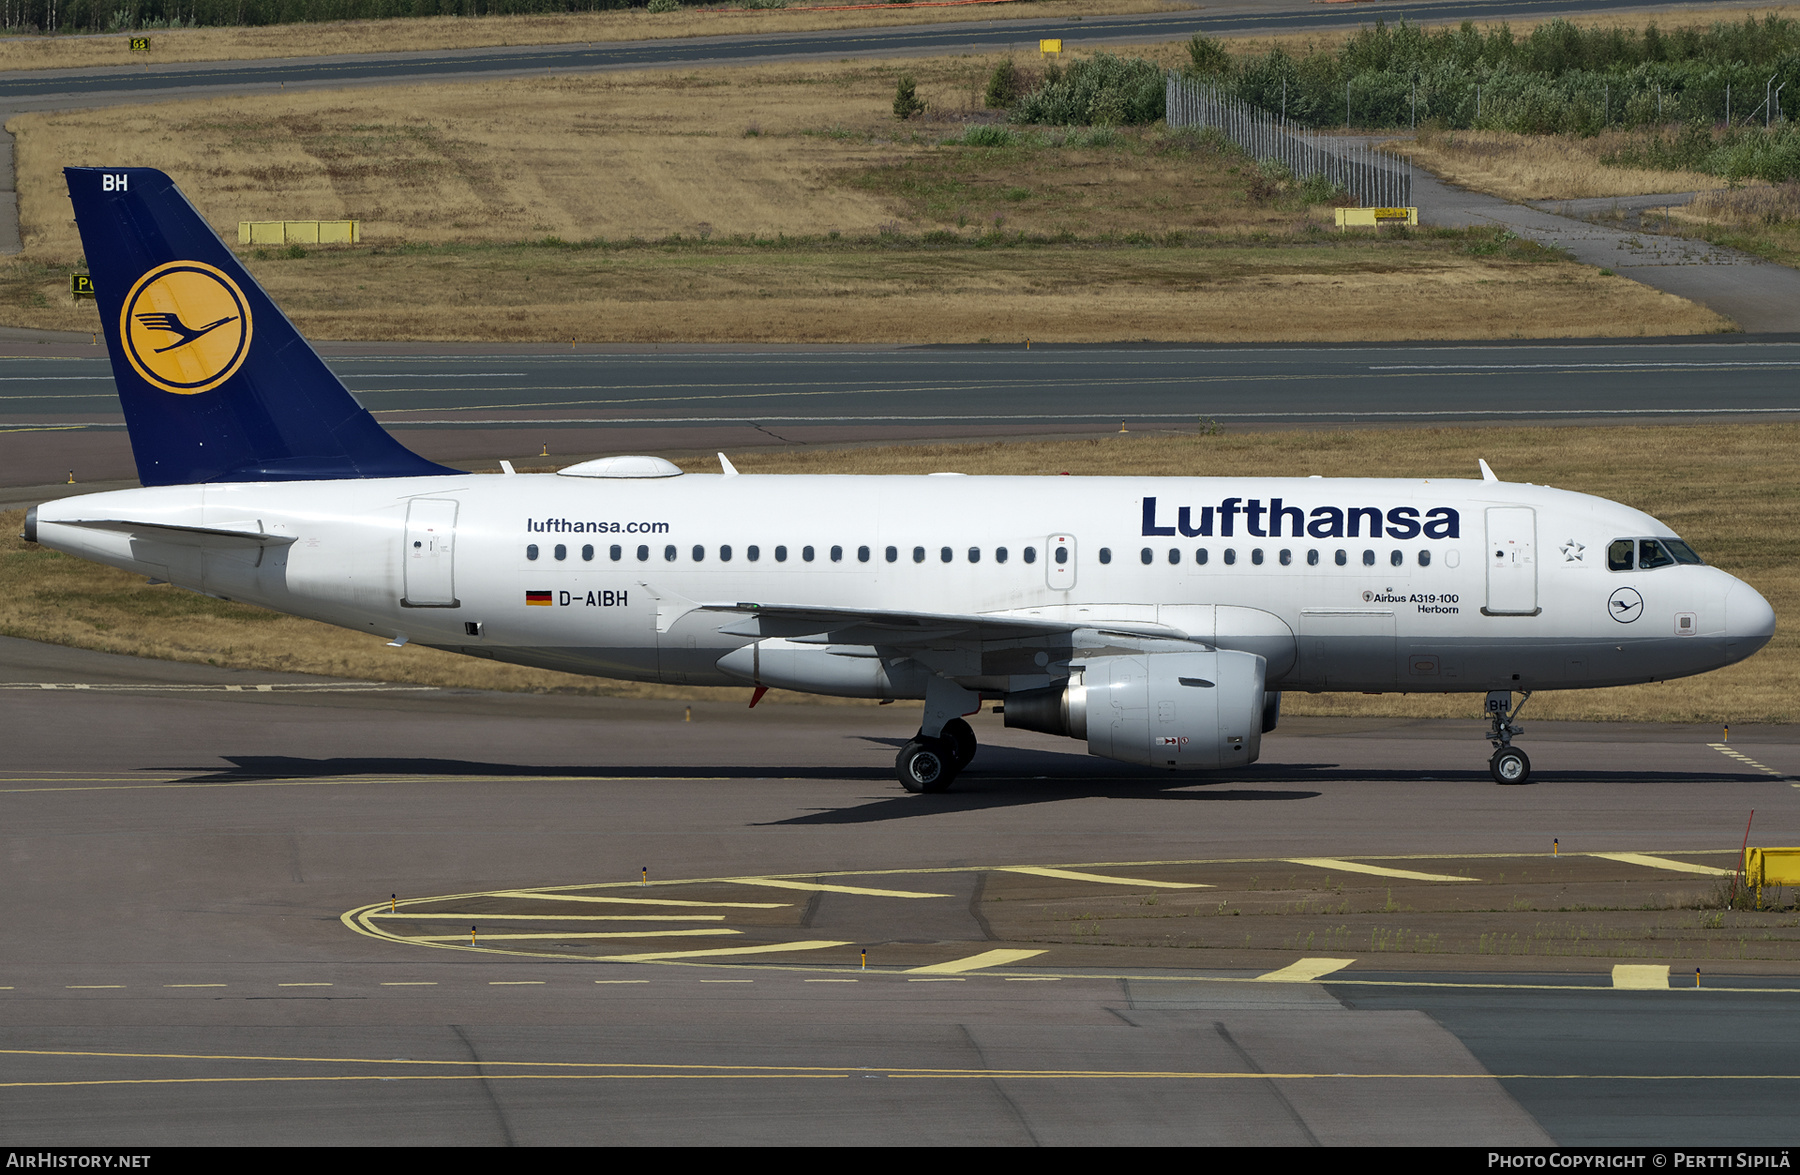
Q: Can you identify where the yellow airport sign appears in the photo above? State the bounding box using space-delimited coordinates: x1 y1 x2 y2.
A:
129 37 148 51
1335 206 1419 229
1040 39 1062 54
69 273 95 300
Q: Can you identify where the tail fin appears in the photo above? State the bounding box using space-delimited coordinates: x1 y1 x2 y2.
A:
65 167 458 486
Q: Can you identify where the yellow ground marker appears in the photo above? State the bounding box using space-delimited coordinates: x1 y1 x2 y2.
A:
1612 965 1671 990
1286 858 1473 882
721 878 951 899
1256 958 1357 983
596 940 852 963
405 929 735 942
905 949 1047 975
487 891 787 909
1001 866 1210 889
1588 852 1735 878
372 913 726 921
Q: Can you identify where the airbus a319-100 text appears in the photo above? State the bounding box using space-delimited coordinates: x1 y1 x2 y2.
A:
25 168 1777 791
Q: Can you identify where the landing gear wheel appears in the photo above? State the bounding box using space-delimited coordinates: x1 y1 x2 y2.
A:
940 718 978 769
897 740 956 793
1490 746 1531 785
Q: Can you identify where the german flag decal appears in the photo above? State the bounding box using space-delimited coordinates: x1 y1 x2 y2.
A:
526 590 553 606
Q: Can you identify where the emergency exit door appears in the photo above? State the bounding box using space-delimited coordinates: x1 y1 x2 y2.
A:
403 498 459 607
1484 506 1537 615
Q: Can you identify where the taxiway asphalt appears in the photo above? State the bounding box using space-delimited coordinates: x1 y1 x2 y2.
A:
3 634 1798 1144
4 337 1798 495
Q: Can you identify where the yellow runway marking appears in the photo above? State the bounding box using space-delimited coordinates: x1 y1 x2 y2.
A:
805 979 858 983
594 980 650 984
65 985 123 990
163 984 226 989
1286 858 1474 882
1588 852 1735 877
1707 743 1794 782
699 979 753 984
719 878 951 899
908 978 965 983
380 982 436 986
407 929 736 942
489 981 545 985
1000 866 1209 889
277 983 331 988
1006 977 1060 982
906 949 1047 975
488 891 787 909
1612 965 1671 990
1256 957 1357 983
372 913 727 921
595 940 851 963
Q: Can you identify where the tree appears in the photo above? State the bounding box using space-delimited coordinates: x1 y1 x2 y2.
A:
894 74 926 121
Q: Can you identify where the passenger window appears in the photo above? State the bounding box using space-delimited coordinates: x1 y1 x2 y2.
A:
1639 540 1675 570
526 544 539 561
1168 548 1180 565
1334 550 1347 567
913 546 926 563
1053 547 1067 565
775 545 788 563
1024 547 1037 564
802 546 815 562
554 544 567 561
830 545 843 563
1099 548 1112 565
1390 550 1403 567
996 547 1009 564
1196 548 1209 565
1607 540 1634 571
664 545 677 562
940 547 952 563
857 545 870 563
1307 550 1319 566
610 544 622 561
691 545 704 562
1140 548 1153 565
968 547 980 563
1362 550 1375 566
1418 550 1430 567
1251 548 1264 565
747 545 760 562
582 544 594 561
1279 549 1292 566
886 546 898 563
636 545 649 562
1224 548 1237 565
720 545 732 562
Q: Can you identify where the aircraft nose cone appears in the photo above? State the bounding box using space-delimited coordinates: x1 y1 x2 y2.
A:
1726 579 1776 662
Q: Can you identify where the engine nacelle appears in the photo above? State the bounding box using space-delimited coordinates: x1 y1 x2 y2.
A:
1006 649 1266 770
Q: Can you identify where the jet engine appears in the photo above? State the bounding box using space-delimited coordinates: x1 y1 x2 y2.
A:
1004 649 1267 770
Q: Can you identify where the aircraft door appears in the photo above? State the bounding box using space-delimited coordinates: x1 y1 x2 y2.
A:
1485 507 1538 615
403 498 459 607
1046 534 1076 590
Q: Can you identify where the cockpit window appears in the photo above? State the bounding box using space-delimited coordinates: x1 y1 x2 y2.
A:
1638 539 1675 570
1664 539 1704 565
1607 540 1634 571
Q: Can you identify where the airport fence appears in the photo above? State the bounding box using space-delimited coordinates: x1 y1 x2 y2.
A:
1165 75 1414 209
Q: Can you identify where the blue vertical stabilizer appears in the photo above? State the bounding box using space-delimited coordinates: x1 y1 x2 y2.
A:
66 166 460 485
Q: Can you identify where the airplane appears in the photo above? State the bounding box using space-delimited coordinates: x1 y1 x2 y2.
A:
24 167 1777 792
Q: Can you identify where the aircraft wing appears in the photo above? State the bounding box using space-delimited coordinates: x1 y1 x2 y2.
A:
696 601 1186 649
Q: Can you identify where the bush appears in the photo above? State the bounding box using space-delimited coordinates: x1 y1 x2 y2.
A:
985 60 1024 110
953 125 1018 147
1187 34 1234 79
647 0 678 11
893 74 926 121
1010 53 1166 127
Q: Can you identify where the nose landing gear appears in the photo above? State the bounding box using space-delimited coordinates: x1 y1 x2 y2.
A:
1485 690 1533 784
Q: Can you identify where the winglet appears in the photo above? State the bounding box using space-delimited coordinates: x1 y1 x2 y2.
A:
1478 458 1499 483
718 452 740 476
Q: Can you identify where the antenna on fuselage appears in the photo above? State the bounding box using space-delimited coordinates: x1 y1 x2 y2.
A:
1478 459 1500 482
719 453 740 476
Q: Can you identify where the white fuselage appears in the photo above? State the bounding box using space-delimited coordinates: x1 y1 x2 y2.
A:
31 471 1775 698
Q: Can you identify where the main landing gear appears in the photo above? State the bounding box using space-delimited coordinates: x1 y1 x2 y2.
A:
1485 690 1533 785
897 717 977 794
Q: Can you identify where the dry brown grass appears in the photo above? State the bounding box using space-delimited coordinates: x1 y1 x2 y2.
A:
0 0 1183 71
3 59 1732 343
3 423 1793 722
1395 127 1728 201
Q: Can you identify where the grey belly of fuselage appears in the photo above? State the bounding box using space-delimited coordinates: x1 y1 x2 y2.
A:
426 633 1728 695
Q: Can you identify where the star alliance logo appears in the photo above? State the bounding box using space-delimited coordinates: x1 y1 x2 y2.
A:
1561 539 1586 562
